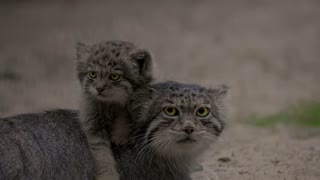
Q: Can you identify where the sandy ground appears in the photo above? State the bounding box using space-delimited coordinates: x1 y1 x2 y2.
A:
0 0 320 179
193 125 320 180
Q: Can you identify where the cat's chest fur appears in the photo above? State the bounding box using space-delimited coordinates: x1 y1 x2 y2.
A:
113 145 192 180
81 98 129 139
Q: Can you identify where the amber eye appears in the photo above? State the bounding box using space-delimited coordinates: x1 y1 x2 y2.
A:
88 72 97 78
163 107 178 116
196 107 210 117
110 73 122 81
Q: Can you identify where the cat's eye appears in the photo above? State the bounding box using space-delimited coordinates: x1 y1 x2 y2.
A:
110 73 122 81
88 71 97 78
163 107 179 116
196 107 210 117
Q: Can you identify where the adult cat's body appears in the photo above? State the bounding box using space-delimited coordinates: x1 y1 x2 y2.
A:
76 40 153 179
0 81 227 180
0 110 94 180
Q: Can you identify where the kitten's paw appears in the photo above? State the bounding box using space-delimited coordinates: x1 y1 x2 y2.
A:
111 135 128 145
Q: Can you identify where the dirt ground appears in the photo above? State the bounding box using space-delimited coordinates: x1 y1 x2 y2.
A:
0 0 320 179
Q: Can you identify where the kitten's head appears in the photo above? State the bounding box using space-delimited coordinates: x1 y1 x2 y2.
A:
130 81 228 157
76 40 153 104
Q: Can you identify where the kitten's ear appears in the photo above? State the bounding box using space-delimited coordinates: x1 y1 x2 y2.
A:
130 49 154 81
207 85 229 100
76 42 91 62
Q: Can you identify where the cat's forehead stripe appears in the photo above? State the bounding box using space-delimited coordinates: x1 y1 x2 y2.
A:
162 91 209 108
87 61 124 75
89 59 123 68
92 45 134 62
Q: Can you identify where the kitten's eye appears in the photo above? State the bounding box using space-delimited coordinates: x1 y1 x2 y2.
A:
163 107 179 116
88 72 97 78
196 107 210 117
110 73 122 81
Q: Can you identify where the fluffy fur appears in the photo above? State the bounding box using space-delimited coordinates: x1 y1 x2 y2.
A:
0 110 95 180
114 81 228 180
0 82 228 180
76 40 153 180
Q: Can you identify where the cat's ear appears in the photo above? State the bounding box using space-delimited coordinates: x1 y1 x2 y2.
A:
130 49 154 82
76 42 91 62
207 85 229 100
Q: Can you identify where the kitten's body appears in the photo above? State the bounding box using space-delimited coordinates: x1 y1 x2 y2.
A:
76 40 153 179
80 97 128 179
0 110 94 180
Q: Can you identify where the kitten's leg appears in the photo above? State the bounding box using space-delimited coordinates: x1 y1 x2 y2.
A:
87 136 119 180
110 115 130 145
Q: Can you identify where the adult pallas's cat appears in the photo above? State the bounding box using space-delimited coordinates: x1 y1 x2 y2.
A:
0 109 94 179
0 81 227 180
114 81 228 180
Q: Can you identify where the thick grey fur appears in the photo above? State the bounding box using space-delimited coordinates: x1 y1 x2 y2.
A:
0 81 228 180
0 109 94 180
114 81 228 180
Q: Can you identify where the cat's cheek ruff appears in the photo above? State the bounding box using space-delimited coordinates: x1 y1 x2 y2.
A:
200 119 224 137
149 130 176 157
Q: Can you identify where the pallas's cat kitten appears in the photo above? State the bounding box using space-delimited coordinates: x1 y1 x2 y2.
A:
76 40 153 180
114 81 228 180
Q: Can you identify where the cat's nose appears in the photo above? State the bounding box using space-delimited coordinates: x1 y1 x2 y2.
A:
96 87 105 93
183 126 194 135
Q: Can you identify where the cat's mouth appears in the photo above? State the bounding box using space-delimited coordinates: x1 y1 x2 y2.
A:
94 93 112 101
96 90 113 98
176 137 196 144
95 92 107 98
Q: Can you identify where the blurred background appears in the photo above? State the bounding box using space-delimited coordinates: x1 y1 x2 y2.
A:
0 0 319 179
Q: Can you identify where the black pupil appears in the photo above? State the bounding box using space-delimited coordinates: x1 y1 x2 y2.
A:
198 108 205 114
167 108 173 113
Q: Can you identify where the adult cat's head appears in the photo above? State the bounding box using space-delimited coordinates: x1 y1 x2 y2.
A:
130 81 228 157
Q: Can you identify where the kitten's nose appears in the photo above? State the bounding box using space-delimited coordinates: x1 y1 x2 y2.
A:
183 126 194 134
96 87 104 93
